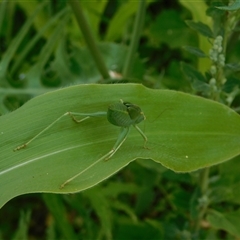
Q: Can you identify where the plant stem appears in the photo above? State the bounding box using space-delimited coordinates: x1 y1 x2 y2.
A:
123 0 146 78
68 0 110 80
0 1 7 36
194 167 210 236
199 167 209 194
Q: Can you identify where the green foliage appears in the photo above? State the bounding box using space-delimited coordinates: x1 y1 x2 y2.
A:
216 1 240 11
149 10 195 48
207 209 240 236
182 46 208 58
12 211 31 240
185 20 214 38
0 0 240 239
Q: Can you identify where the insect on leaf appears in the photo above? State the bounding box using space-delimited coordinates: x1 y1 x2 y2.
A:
0 84 240 208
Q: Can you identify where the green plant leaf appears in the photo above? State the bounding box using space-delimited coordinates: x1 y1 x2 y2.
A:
179 0 212 73
68 43 145 83
149 10 194 48
13 210 31 240
11 7 70 76
42 194 77 239
26 14 69 88
104 1 139 41
181 62 210 93
181 62 206 83
182 46 207 58
225 62 240 71
185 20 214 38
207 209 240 237
84 186 112 240
1 84 240 208
216 1 240 11
0 1 47 82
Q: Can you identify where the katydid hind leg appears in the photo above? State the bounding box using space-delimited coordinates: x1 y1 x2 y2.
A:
60 127 129 188
105 127 129 160
14 111 107 151
60 149 114 189
14 112 70 151
69 111 106 123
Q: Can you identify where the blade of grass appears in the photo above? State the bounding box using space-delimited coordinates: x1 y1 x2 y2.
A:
11 7 71 75
26 14 70 88
123 0 146 78
68 0 110 80
0 1 8 35
0 1 48 83
42 194 77 239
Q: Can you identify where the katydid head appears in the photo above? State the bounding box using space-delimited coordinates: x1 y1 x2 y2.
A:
107 99 145 127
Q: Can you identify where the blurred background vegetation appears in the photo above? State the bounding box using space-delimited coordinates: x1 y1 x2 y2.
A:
0 0 240 239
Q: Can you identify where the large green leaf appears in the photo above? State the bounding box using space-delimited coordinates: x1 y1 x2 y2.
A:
0 84 240 208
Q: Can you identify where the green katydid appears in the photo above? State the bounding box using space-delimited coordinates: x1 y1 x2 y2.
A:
14 99 148 188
